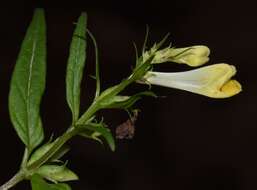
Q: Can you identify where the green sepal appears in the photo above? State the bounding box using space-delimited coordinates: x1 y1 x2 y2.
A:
66 12 87 123
155 33 170 50
77 122 115 151
35 164 79 183
133 42 139 66
100 91 156 109
8 8 46 152
142 25 149 54
31 174 71 190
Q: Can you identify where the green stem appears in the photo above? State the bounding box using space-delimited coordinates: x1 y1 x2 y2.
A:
0 170 25 190
76 102 99 125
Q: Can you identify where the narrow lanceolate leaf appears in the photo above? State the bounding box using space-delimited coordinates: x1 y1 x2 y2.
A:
66 13 87 123
9 9 46 152
31 174 71 190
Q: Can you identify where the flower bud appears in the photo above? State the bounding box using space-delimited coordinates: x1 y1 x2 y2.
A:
152 45 210 67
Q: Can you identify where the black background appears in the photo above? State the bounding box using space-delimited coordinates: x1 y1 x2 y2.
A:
0 0 257 189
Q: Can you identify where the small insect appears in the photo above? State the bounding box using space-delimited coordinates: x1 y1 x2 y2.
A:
115 110 139 139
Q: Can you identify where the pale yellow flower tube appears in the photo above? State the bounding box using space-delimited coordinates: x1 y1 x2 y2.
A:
141 63 242 98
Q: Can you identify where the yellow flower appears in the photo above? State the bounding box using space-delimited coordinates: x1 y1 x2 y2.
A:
141 63 242 98
152 45 210 67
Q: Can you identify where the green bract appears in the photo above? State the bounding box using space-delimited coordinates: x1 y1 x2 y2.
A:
31 175 71 190
28 141 70 166
99 91 156 109
36 164 78 183
77 122 115 151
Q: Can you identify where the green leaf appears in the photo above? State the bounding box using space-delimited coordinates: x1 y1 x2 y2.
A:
8 9 46 152
66 12 87 123
31 174 71 190
99 91 156 109
77 123 115 151
36 164 79 183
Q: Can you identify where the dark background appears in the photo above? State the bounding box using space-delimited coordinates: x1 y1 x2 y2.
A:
0 0 256 189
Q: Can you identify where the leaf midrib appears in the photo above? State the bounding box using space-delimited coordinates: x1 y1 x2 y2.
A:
72 36 82 120
26 27 38 150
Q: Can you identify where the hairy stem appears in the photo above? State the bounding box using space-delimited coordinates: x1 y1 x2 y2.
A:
0 171 25 190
